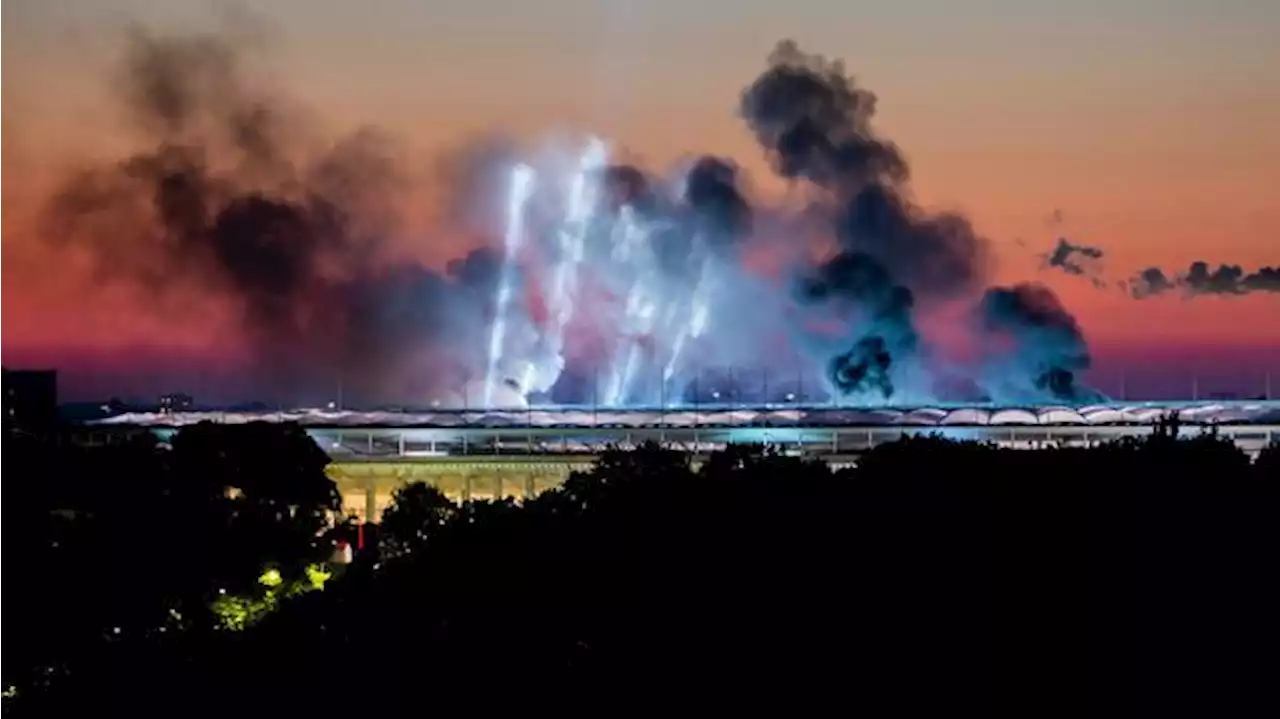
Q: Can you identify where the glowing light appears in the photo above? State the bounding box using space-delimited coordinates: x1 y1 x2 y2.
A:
543 137 611 374
214 564 333 631
304 563 331 590
465 138 747 410
212 594 267 631
484 163 536 408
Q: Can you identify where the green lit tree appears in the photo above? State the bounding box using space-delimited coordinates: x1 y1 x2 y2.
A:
170 421 342 594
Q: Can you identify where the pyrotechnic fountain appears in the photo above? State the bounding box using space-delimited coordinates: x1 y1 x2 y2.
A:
482 163 535 409
480 137 728 409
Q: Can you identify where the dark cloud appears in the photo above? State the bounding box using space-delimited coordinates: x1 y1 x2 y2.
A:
682 155 752 247
739 40 908 190
978 284 1098 403
795 251 916 398
41 26 496 405
739 40 993 400
1043 237 1106 288
1129 261 1280 299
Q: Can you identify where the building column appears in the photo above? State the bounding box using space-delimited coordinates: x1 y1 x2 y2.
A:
364 478 378 524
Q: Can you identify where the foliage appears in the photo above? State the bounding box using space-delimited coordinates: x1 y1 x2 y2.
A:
378 481 458 560
4 427 1277 716
209 564 333 631
2 421 343 709
1256 440 1280 477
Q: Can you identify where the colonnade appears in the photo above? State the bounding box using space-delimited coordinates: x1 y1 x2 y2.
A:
326 458 594 522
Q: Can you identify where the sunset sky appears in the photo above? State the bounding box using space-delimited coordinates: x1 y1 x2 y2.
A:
4 0 1278 402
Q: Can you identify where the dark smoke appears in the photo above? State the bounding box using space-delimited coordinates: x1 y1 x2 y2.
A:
601 164 655 211
1129 261 1280 299
337 248 503 400
1043 237 1106 287
682 155 752 248
829 336 895 398
590 156 751 282
797 252 915 398
739 40 990 399
739 40 907 190
1128 267 1174 298
978 284 1097 402
42 29 1109 406
43 27 495 405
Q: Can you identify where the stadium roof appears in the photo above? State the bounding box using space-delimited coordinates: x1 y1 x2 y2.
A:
89 401 1280 429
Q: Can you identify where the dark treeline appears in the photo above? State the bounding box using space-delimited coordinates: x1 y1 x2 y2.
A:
3 421 1277 716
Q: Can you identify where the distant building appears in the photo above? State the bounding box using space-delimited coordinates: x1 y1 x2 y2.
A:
2 368 59 432
158 393 195 414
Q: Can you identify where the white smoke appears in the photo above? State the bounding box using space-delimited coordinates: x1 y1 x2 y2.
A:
479 136 738 409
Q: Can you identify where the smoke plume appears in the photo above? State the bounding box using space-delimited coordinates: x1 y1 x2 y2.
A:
1129 262 1280 299
1042 237 1106 287
40 28 1112 407
738 40 992 399
43 26 496 405
682 156 753 248
978 284 1098 402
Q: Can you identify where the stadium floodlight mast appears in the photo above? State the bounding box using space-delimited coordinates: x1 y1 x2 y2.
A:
692 369 701 430
324 375 344 412
659 365 667 427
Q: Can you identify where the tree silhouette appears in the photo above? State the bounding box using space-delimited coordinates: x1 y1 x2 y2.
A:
2 421 344 713
378 481 458 560
1252 440 1279 480
5 426 1278 716
170 421 342 592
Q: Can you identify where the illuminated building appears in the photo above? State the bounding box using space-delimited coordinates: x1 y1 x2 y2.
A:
88 400 1280 522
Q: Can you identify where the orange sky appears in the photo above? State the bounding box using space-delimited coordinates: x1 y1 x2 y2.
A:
3 0 1278 399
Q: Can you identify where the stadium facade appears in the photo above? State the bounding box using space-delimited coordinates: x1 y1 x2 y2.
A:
88 401 1280 521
